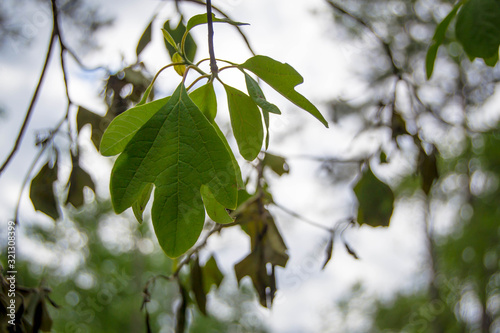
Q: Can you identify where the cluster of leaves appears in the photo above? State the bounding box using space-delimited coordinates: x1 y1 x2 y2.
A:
100 12 327 259
0 273 57 332
427 0 500 78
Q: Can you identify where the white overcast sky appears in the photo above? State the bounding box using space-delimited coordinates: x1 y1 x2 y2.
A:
0 0 438 332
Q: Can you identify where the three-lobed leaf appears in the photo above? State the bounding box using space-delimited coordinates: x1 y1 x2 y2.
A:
109 83 238 257
240 55 329 127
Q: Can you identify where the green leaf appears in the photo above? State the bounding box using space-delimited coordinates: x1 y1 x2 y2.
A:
190 256 207 315
77 106 105 150
110 84 238 257
418 148 439 195
201 185 233 224
354 167 394 227
456 0 500 62
426 1 463 79
65 155 95 208
30 160 59 220
136 20 153 57
202 256 224 294
132 183 153 223
189 82 217 123
244 73 281 115
263 153 289 176
100 97 170 156
163 19 197 62
189 83 243 188
224 84 263 161
240 55 328 127
212 123 245 189
161 28 176 49
186 13 248 32
172 52 186 76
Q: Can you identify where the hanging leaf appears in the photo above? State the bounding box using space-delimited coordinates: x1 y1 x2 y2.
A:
202 256 224 294
244 73 281 115
263 153 289 176
354 167 394 227
186 13 248 32
77 106 106 150
224 84 264 161
234 201 288 307
190 256 207 315
189 82 217 123
65 154 95 208
163 19 197 62
418 148 439 195
30 160 59 220
109 84 238 258
201 185 234 224
426 1 463 79
136 20 153 57
100 97 170 156
175 282 188 333
240 56 328 127
132 183 153 223
455 0 500 63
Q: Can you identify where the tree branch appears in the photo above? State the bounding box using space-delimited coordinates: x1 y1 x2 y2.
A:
206 0 218 78
0 30 57 176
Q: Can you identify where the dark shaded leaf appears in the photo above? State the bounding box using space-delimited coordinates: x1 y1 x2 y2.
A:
65 155 95 208
456 0 500 63
202 256 224 294
77 106 105 150
190 256 207 315
30 160 59 220
136 20 153 57
418 148 439 195
354 167 394 227
175 282 188 333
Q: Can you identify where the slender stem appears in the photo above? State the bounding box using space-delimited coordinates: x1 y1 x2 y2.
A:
0 32 56 176
206 0 218 78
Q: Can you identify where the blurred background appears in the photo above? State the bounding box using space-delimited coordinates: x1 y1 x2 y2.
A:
1 0 500 332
